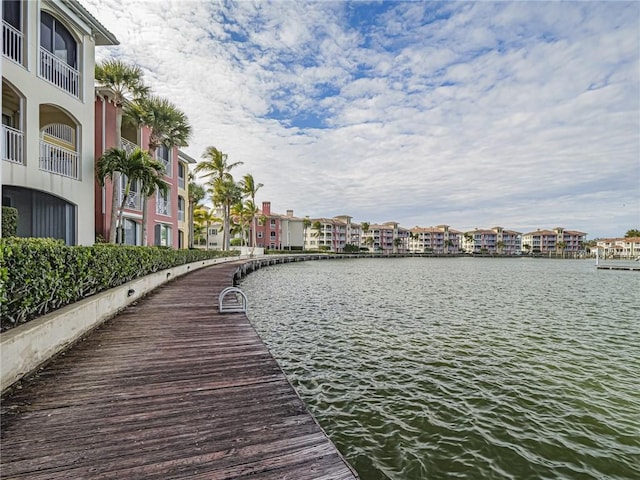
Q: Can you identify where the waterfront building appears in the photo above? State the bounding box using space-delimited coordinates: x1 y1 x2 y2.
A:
409 225 461 254
522 228 586 254
333 215 362 250
94 93 192 248
596 237 640 259
461 227 521 254
2 0 117 244
361 222 409 254
254 201 305 250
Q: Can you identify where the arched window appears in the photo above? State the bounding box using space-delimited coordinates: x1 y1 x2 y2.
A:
40 11 76 68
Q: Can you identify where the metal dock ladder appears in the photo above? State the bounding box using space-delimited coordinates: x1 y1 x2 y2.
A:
218 286 248 313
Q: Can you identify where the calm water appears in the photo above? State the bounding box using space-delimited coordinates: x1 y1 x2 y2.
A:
240 258 640 480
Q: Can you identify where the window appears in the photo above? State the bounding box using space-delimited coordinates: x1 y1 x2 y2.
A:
270 231 276 239
178 162 185 189
3 1 21 29
156 145 171 175
40 11 76 67
257 232 263 238
270 219 276 229
123 219 139 245
154 224 172 247
178 196 185 221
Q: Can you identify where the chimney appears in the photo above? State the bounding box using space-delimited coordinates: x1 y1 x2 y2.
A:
262 201 271 216
286 209 293 217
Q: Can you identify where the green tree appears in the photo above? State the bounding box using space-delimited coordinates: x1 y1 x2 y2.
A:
207 177 242 250
303 217 312 250
625 229 640 238
557 241 567 258
240 173 263 250
138 159 170 246
96 147 152 244
195 147 243 250
95 59 150 243
187 172 206 248
125 95 191 245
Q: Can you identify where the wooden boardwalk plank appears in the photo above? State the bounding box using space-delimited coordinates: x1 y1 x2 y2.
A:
1 261 358 480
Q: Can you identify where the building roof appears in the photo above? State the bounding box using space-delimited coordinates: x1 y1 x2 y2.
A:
178 150 197 164
63 0 119 46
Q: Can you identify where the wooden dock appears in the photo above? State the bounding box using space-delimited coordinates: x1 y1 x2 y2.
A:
1 261 358 479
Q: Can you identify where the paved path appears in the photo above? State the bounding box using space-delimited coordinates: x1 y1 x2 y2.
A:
1 261 358 479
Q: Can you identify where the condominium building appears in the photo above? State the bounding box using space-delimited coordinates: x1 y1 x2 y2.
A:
409 225 461 253
361 222 409 253
461 227 522 254
522 228 586 254
254 201 305 250
94 91 193 248
596 237 640 259
2 0 117 244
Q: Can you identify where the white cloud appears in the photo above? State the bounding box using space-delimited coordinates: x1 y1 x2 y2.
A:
80 0 640 238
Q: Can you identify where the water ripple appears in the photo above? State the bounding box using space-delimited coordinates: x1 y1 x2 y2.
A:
241 258 640 480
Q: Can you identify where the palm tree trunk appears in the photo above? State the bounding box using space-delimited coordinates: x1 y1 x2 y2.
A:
109 109 125 244
141 196 149 246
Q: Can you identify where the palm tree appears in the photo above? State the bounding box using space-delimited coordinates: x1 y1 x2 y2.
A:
96 147 152 244
187 173 206 248
193 207 221 250
195 147 243 250
496 240 505 255
125 95 191 245
138 159 170 246
240 173 263 251
95 59 150 243
557 241 567 258
303 217 312 250
207 177 242 250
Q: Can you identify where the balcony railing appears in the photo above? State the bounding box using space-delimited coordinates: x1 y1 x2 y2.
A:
40 140 79 179
156 196 171 216
3 125 24 165
121 137 138 153
39 47 80 98
119 187 142 210
3 20 23 65
178 210 185 222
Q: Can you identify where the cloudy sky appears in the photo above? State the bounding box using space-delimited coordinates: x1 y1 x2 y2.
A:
80 0 639 238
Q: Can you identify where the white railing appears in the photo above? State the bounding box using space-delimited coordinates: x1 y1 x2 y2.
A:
3 20 23 65
39 47 80 98
121 137 138 153
119 188 142 210
156 196 171 216
178 210 185 222
3 125 24 165
40 140 79 179
43 123 75 145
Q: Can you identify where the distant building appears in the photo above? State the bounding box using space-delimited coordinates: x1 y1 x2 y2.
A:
254 202 305 250
409 225 461 253
596 237 640 259
522 228 586 254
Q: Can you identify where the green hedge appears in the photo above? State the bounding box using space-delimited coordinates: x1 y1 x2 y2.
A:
0 238 237 332
2 207 18 237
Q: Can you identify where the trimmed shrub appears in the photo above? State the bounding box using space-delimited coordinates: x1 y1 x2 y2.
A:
1 207 18 237
0 238 237 332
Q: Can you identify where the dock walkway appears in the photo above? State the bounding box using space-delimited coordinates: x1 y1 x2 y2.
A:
1 261 358 479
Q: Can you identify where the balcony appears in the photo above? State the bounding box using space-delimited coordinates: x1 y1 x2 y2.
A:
121 138 138 153
3 20 23 65
156 196 171 216
39 141 78 179
3 125 24 165
119 185 142 211
39 47 79 98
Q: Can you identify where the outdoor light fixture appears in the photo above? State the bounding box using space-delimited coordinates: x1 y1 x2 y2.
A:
127 288 135 297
